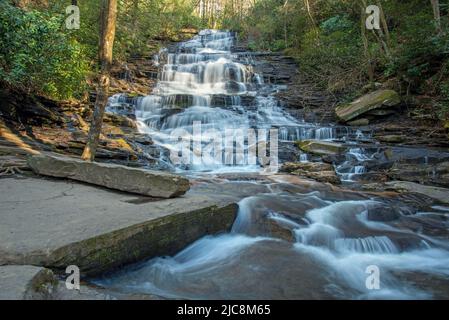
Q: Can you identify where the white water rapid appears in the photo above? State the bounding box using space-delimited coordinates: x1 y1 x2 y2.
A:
96 30 449 299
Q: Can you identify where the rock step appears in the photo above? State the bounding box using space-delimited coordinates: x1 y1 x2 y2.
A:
386 181 449 205
0 265 57 300
335 89 401 123
27 154 190 198
0 177 238 277
296 140 347 156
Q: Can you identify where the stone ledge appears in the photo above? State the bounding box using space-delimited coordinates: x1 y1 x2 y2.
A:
0 265 57 300
27 153 190 198
0 177 238 277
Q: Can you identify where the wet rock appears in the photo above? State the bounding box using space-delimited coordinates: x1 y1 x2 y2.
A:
160 94 193 109
335 89 401 122
296 140 346 156
385 181 449 205
265 219 296 242
348 118 370 126
301 171 341 185
361 183 388 192
225 80 244 93
278 141 301 163
0 265 58 300
281 161 334 173
365 203 404 222
129 133 153 145
366 108 397 116
281 161 341 184
376 135 406 144
54 282 115 300
387 161 449 188
106 101 136 119
103 113 137 129
27 154 190 198
321 154 347 164
210 94 255 107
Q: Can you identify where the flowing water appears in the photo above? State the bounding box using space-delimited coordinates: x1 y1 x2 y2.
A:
96 30 449 299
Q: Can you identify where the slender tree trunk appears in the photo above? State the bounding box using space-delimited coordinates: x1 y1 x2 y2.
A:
283 0 289 49
303 0 316 28
430 0 442 34
376 1 390 43
82 0 117 161
361 2 374 86
304 0 319 42
131 0 139 42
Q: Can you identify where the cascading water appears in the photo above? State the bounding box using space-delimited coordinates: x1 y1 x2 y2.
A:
96 30 449 299
95 191 449 299
108 29 358 173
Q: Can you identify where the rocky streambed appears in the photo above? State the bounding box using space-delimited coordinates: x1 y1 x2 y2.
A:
2 30 449 300
86 30 449 300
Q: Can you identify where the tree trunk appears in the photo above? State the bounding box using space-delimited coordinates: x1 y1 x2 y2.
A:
376 1 390 45
81 0 117 161
361 2 374 85
283 0 289 49
430 0 442 34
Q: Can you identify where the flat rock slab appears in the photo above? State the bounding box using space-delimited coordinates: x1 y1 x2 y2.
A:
335 89 401 122
0 265 57 300
386 181 449 205
296 140 346 156
0 176 237 276
27 154 190 198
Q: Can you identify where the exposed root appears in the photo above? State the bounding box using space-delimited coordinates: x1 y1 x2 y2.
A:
0 162 25 176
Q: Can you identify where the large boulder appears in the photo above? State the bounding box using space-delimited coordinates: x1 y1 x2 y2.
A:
27 154 190 198
335 90 401 122
296 140 346 156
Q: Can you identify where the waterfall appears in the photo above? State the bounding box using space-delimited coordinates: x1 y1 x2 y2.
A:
107 29 364 173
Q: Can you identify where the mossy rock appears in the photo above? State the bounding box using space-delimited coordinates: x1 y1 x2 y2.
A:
335 90 401 122
295 140 346 156
376 135 406 144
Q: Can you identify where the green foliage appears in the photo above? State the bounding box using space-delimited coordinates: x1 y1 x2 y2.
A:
0 1 89 100
297 26 364 92
320 15 354 34
240 0 449 117
113 0 203 60
384 6 449 91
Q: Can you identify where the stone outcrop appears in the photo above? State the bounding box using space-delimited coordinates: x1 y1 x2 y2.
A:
335 90 401 122
0 176 238 277
387 161 449 188
27 154 190 198
385 181 449 205
376 134 406 143
0 265 58 300
296 140 346 156
281 161 341 184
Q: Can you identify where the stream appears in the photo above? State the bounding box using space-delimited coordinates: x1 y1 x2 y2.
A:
94 30 449 299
